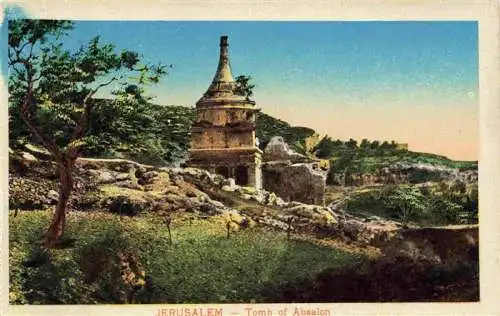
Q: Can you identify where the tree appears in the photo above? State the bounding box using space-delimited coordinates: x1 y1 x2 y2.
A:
359 138 370 155
380 186 428 224
8 20 167 247
346 138 358 150
314 136 336 159
234 75 255 100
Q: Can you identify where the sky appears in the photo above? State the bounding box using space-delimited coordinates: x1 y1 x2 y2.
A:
60 21 478 160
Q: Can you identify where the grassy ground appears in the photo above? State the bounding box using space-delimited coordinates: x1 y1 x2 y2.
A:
9 210 366 304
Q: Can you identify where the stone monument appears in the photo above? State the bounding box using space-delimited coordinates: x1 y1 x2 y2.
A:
187 36 262 189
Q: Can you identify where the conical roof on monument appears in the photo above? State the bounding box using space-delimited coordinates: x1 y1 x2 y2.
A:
196 36 252 106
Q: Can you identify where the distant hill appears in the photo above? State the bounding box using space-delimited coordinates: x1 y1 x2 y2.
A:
10 101 477 173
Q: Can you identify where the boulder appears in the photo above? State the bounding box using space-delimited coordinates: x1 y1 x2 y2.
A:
263 136 307 162
184 197 203 212
241 194 252 200
208 200 225 209
275 197 287 207
198 202 219 215
46 190 59 203
115 180 144 191
266 192 277 205
221 178 238 192
21 152 38 162
284 204 337 227
257 217 290 231
140 171 160 185
96 171 116 184
221 185 237 192
238 186 257 195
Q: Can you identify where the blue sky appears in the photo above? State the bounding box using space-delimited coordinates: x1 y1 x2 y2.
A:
12 20 480 160
65 21 478 106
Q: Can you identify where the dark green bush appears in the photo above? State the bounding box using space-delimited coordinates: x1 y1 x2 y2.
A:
107 195 143 217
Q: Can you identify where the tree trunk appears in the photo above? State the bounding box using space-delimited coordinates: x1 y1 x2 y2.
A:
43 157 74 248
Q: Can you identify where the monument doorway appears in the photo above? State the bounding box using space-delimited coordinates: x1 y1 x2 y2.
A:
215 166 230 178
235 165 249 186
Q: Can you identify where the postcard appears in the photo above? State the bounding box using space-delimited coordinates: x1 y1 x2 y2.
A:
1 1 499 315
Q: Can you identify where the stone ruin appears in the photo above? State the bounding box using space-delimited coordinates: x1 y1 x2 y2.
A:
261 136 328 206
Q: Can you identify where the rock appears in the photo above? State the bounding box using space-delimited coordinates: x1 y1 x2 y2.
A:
262 162 326 205
221 185 236 192
170 174 184 185
199 202 219 215
163 186 180 195
266 192 277 205
96 171 116 184
209 200 225 209
46 190 59 202
184 197 203 212
221 178 238 191
263 136 307 162
183 168 203 177
241 194 252 200
275 197 287 207
104 195 149 216
141 171 160 184
86 169 100 177
186 191 198 198
257 217 290 231
249 193 264 204
115 173 131 181
240 217 256 228
115 180 144 191
164 193 184 204
328 200 342 211
284 204 337 227
238 186 256 195
21 152 38 162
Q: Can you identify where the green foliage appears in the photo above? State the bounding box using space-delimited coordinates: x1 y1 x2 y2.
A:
8 19 167 158
9 211 95 304
344 183 478 226
234 75 255 99
379 185 428 224
314 136 342 159
255 112 315 154
9 211 364 304
83 101 195 164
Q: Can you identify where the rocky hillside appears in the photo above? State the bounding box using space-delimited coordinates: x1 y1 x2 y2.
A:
9 150 478 257
8 150 479 303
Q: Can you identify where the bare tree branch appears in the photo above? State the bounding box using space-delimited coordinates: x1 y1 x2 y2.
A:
12 51 63 162
20 96 63 162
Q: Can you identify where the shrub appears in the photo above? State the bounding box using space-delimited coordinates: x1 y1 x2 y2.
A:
107 195 143 216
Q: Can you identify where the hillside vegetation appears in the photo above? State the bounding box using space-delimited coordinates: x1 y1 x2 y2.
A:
10 101 478 172
9 155 479 303
10 210 364 304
